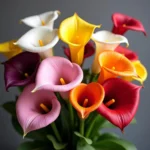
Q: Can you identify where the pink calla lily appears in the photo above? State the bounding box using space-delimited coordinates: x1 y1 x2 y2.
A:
32 56 83 93
16 83 61 135
97 78 142 130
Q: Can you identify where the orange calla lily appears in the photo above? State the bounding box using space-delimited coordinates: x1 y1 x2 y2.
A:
0 40 22 59
122 60 147 84
98 51 138 84
69 82 104 119
59 13 100 65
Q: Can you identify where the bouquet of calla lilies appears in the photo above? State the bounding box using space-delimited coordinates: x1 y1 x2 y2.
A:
1 10 148 150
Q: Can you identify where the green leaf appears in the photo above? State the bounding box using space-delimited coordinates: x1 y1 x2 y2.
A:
17 141 50 150
97 133 119 141
2 101 16 116
47 135 67 150
93 139 137 150
74 131 92 145
77 142 95 150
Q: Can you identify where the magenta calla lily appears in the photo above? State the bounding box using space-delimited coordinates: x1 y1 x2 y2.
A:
16 83 61 135
115 46 138 61
3 52 40 91
63 42 95 62
112 13 146 35
97 78 142 131
32 56 83 93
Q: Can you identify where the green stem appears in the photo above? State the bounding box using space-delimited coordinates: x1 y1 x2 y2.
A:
68 102 74 129
51 122 62 142
80 119 85 136
85 114 99 138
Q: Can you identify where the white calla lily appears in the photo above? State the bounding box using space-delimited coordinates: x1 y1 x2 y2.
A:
91 30 129 74
21 10 60 29
15 26 59 58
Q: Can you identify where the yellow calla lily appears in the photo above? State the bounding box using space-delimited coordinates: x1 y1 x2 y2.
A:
122 60 147 84
59 13 101 65
0 40 22 59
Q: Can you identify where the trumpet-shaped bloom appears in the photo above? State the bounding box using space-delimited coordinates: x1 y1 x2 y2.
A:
21 10 60 29
115 46 138 61
63 42 95 62
112 13 146 35
0 40 22 59
3 52 40 91
16 83 61 135
97 78 142 130
98 51 137 84
32 56 83 93
91 30 129 74
59 13 100 65
15 27 59 59
70 82 104 119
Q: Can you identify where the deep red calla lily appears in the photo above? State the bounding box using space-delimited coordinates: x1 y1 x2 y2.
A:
3 52 40 91
115 46 138 61
97 78 142 131
63 42 95 61
112 13 146 36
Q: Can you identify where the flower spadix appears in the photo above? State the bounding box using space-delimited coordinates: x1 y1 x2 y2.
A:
98 51 137 84
32 56 83 93
91 30 129 74
59 13 100 65
15 27 59 58
112 13 146 35
70 82 104 119
16 84 61 136
97 78 142 130
0 40 22 59
21 10 60 29
3 52 40 91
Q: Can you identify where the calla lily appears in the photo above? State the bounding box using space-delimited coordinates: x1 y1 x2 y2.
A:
3 52 40 91
70 82 104 119
112 13 146 35
32 56 83 95
97 78 142 130
15 26 59 59
21 10 60 29
0 40 22 59
63 42 95 62
98 51 137 84
16 83 61 135
122 60 147 84
59 13 100 65
115 46 138 61
91 30 129 74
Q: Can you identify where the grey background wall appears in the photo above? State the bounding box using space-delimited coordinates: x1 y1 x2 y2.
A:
0 0 149 149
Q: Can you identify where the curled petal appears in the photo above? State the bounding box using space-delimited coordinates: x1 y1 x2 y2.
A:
112 13 146 35
98 51 137 84
21 10 60 29
97 78 142 130
70 82 104 119
3 52 40 91
59 13 100 65
115 46 138 61
16 84 61 135
33 56 83 92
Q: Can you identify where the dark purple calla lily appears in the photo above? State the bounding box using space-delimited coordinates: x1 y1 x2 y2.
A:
63 42 95 61
3 52 40 91
112 13 146 36
97 78 142 131
115 46 138 61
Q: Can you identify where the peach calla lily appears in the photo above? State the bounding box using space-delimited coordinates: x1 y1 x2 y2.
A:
69 82 104 119
15 27 59 59
98 51 137 84
21 10 60 29
0 40 22 59
59 13 100 65
91 30 129 74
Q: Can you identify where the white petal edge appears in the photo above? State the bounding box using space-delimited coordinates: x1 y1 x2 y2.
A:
15 26 59 53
